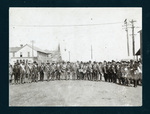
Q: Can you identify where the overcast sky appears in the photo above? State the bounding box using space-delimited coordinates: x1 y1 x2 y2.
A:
9 7 142 62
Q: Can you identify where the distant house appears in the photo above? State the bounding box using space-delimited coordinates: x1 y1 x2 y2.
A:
9 45 23 63
9 44 62 65
135 29 142 61
9 46 22 58
9 44 48 64
45 44 62 62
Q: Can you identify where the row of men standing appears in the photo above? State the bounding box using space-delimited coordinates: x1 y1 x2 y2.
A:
9 60 105 84
9 60 142 87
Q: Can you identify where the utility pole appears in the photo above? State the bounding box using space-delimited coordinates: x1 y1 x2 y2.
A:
69 51 70 62
124 19 130 56
31 40 35 57
91 45 93 60
130 19 136 59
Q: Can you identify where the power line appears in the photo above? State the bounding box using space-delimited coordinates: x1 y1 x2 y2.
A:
11 22 123 27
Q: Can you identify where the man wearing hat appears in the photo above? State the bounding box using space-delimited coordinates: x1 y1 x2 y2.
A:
72 63 77 80
79 62 84 80
120 62 126 85
55 62 61 80
116 62 122 84
103 61 108 82
75 61 80 80
132 61 138 87
20 61 26 84
82 63 88 80
61 61 67 80
51 62 56 81
97 62 103 81
28 62 33 83
9 63 13 84
31 61 38 82
45 62 51 81
25 61 32 83
13 62 20 84
92 61 98 81
66 61 71 80
39 62 45 81
111 60 117 83
88 61 93 81
108 61 113 82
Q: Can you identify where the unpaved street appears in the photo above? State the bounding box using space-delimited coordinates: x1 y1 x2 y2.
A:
9 80 142 106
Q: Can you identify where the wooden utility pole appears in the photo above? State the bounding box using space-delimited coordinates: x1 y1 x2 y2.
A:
130 19 136 59
31 40 35 57
124 19 130 56
91 45 93 60
69 51 70 61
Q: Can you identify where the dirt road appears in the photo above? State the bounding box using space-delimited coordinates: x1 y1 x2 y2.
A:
9 80 142 106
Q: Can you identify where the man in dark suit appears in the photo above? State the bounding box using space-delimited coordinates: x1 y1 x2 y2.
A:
39 62 45 81
111 60 117 83
20 61 26 84
13 62 21 84
103 61 108 82
97 62 103 81
66 61 71 80
51 62 56 81
116 62 122 84
93 61 98 81
31 61 38 82
56 62 61 80
72 63 77 80
107 62 113 82
45 62 51 81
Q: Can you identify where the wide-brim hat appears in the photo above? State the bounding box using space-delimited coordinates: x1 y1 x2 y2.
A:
112 60 115 62
33 61 37 64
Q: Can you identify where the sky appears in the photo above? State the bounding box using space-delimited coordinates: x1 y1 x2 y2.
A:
9 7 142 62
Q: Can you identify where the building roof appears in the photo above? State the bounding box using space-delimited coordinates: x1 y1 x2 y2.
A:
10 44 59 54
9 47 22 53
27 44 48 54
44 49 59 54
138 29 142 33
44 49 54 53
135 48 140 55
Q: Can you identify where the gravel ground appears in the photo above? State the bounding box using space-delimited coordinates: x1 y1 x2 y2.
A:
9 79 142 106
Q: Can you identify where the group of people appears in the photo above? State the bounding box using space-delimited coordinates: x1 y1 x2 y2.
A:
9 59 142 87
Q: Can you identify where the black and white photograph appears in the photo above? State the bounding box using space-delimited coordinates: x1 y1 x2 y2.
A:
9 7 142 106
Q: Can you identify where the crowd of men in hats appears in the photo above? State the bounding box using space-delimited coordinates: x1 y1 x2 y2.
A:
9 59 142 87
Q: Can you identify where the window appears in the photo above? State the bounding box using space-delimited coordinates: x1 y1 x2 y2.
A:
13 53 15 57
28 52 30 57
20 52 22 57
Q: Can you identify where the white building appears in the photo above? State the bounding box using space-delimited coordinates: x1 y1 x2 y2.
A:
9 44 62 65
9 46 22 64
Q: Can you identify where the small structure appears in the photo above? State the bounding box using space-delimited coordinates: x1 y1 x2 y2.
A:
45 44 62 62
135 48 141 61
9 44 62 65
135 29 142 61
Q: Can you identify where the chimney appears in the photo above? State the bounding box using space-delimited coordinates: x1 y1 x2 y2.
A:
20 44 23 47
